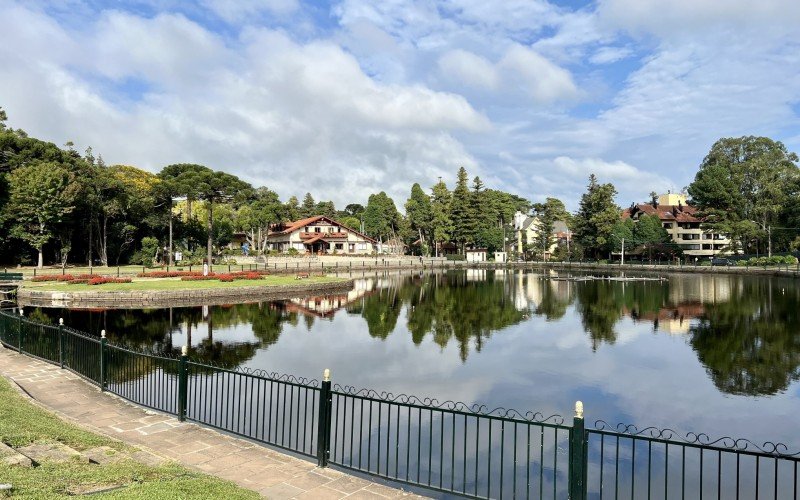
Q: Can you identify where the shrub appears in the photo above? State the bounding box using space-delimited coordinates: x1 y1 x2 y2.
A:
32 274 74 282
180 275 219 281
66 279 90 284
88 277 132 285
139 237 159 266
287 248 299 256
216 274 235 282
137 270 204 278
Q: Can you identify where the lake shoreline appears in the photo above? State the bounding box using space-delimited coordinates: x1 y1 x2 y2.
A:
17 278 355 309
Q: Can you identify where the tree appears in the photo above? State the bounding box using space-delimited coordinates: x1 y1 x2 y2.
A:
450 167 472 251
284 196 300 221
688 136 800 255
236 188 284 255
315 200 336 219
159 164 250 268
7 162 80 267
363 192 401 242
573 175 620 259
633 214 670 259
405 183 433 255
300 192 316 218
430 180 452 256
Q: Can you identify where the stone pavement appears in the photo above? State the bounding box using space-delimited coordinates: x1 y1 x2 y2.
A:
0 345 424 499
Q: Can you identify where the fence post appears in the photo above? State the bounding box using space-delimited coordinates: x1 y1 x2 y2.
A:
569 401 587 500
100 330 107 391
58 318 65 369
17 308 23 353
178 345 188 421
316 368 333 467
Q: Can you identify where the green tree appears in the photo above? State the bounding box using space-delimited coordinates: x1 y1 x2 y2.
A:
300 192 316 218
8 162 80 267
450 167 472 251
315 200 336 219
633 214 670 259
405 183 433 255
284 196 300 221
688 136 800 255
430 180 453 256
363 192 401 242
573 174 620 259
236 187 284 255
531 197 568 259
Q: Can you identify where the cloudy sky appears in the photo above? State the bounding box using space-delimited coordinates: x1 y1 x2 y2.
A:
2 0 799 211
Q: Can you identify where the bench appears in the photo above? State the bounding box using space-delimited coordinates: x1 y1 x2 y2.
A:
0 273 23 281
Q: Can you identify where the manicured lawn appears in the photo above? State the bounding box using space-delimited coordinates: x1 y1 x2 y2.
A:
23 275 346 292
0 376 258 499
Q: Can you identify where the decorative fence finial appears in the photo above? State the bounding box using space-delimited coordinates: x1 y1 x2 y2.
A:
181 345 188 356
101 330 106 339
59 318 64 326
323 368 331 382
575 401 584 419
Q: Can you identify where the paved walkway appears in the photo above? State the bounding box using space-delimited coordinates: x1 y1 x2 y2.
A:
0 345 422 499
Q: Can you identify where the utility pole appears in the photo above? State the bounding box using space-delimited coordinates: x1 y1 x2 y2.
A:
621 238 625 266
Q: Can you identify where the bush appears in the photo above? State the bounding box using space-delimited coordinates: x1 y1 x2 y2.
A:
66 279 90 284
137 270 204 278
180 275 219 281
445 254 465 261
32 274 74 282
139 237 159 266
88 277 132 285
216 273 235 282
287 248 299 256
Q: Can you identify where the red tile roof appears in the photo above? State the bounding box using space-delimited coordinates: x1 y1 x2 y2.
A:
269 215 377 243
622 203 702 223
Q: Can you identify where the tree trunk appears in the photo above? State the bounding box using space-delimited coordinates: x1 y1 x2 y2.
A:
101 214 108 266
88 210 93 269
207 200 213 271
38 245 44 269
168 202 174 266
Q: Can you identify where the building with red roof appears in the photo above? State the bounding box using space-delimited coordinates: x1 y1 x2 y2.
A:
267 216 378 255
621 192 731 258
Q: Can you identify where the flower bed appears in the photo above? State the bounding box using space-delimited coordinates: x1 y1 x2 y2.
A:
32 274 74 282
180 275 219 281
87 277 132 286
137 270 205 278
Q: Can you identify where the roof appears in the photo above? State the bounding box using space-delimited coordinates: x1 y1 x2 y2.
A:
622 202 701 223
270 215 377 243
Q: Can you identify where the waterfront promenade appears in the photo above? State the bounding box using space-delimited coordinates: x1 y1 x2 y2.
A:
0 344 421 499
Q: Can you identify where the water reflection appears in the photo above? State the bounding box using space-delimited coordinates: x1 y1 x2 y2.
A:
31 270 800 399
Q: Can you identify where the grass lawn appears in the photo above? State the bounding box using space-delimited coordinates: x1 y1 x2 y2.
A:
0 376 258 499
22 275 346 292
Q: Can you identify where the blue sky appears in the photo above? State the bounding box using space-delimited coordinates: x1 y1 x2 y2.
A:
2 0 799 210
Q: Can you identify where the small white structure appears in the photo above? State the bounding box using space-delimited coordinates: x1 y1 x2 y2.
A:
494 251 507 263
466 249 487 263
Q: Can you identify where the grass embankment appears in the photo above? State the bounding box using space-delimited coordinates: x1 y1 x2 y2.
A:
0 376 258 499
23 275 345 292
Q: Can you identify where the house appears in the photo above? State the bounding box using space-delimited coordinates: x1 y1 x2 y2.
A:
267 216 377 255
622 192 731 258
513 212 569 259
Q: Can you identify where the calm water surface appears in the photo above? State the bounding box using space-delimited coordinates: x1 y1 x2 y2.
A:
31 269 800 450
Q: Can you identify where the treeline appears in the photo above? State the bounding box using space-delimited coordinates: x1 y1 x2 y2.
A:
0 109 534 267
2 105 798 267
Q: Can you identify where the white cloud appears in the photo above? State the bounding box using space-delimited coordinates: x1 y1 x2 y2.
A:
499 45 579 103
438 49 499 89
589 45 633 64
553 157 674 200
200 0 300 22
598 0 800 37
0 2 487 207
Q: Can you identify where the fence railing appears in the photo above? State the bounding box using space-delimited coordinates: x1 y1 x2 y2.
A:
1 307 798 499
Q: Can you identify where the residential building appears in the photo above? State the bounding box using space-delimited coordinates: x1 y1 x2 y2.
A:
267 216 377 255
513 211 570 258
622 192 731 258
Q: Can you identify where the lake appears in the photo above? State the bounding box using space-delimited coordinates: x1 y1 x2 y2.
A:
27 268 800 453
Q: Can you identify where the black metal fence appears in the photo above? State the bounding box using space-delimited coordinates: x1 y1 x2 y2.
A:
1 307 798 499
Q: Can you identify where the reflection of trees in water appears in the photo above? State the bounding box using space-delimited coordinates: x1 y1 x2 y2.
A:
689 280 800 396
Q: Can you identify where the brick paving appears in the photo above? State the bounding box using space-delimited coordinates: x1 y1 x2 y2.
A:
0 345 424 499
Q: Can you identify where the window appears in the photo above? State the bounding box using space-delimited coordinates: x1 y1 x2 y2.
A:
702 244 711 250
663 223 673 229
315 227 321 233
358 243 368 250
328 227 334 233
703 234 712 239
335 243 343 250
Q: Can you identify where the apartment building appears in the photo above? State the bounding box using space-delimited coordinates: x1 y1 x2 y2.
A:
622 192 731 258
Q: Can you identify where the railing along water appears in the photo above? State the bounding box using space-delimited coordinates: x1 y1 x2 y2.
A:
1 308 798 499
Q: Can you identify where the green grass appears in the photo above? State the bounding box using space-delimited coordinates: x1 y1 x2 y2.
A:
0 376 259 499
23 275 346 292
